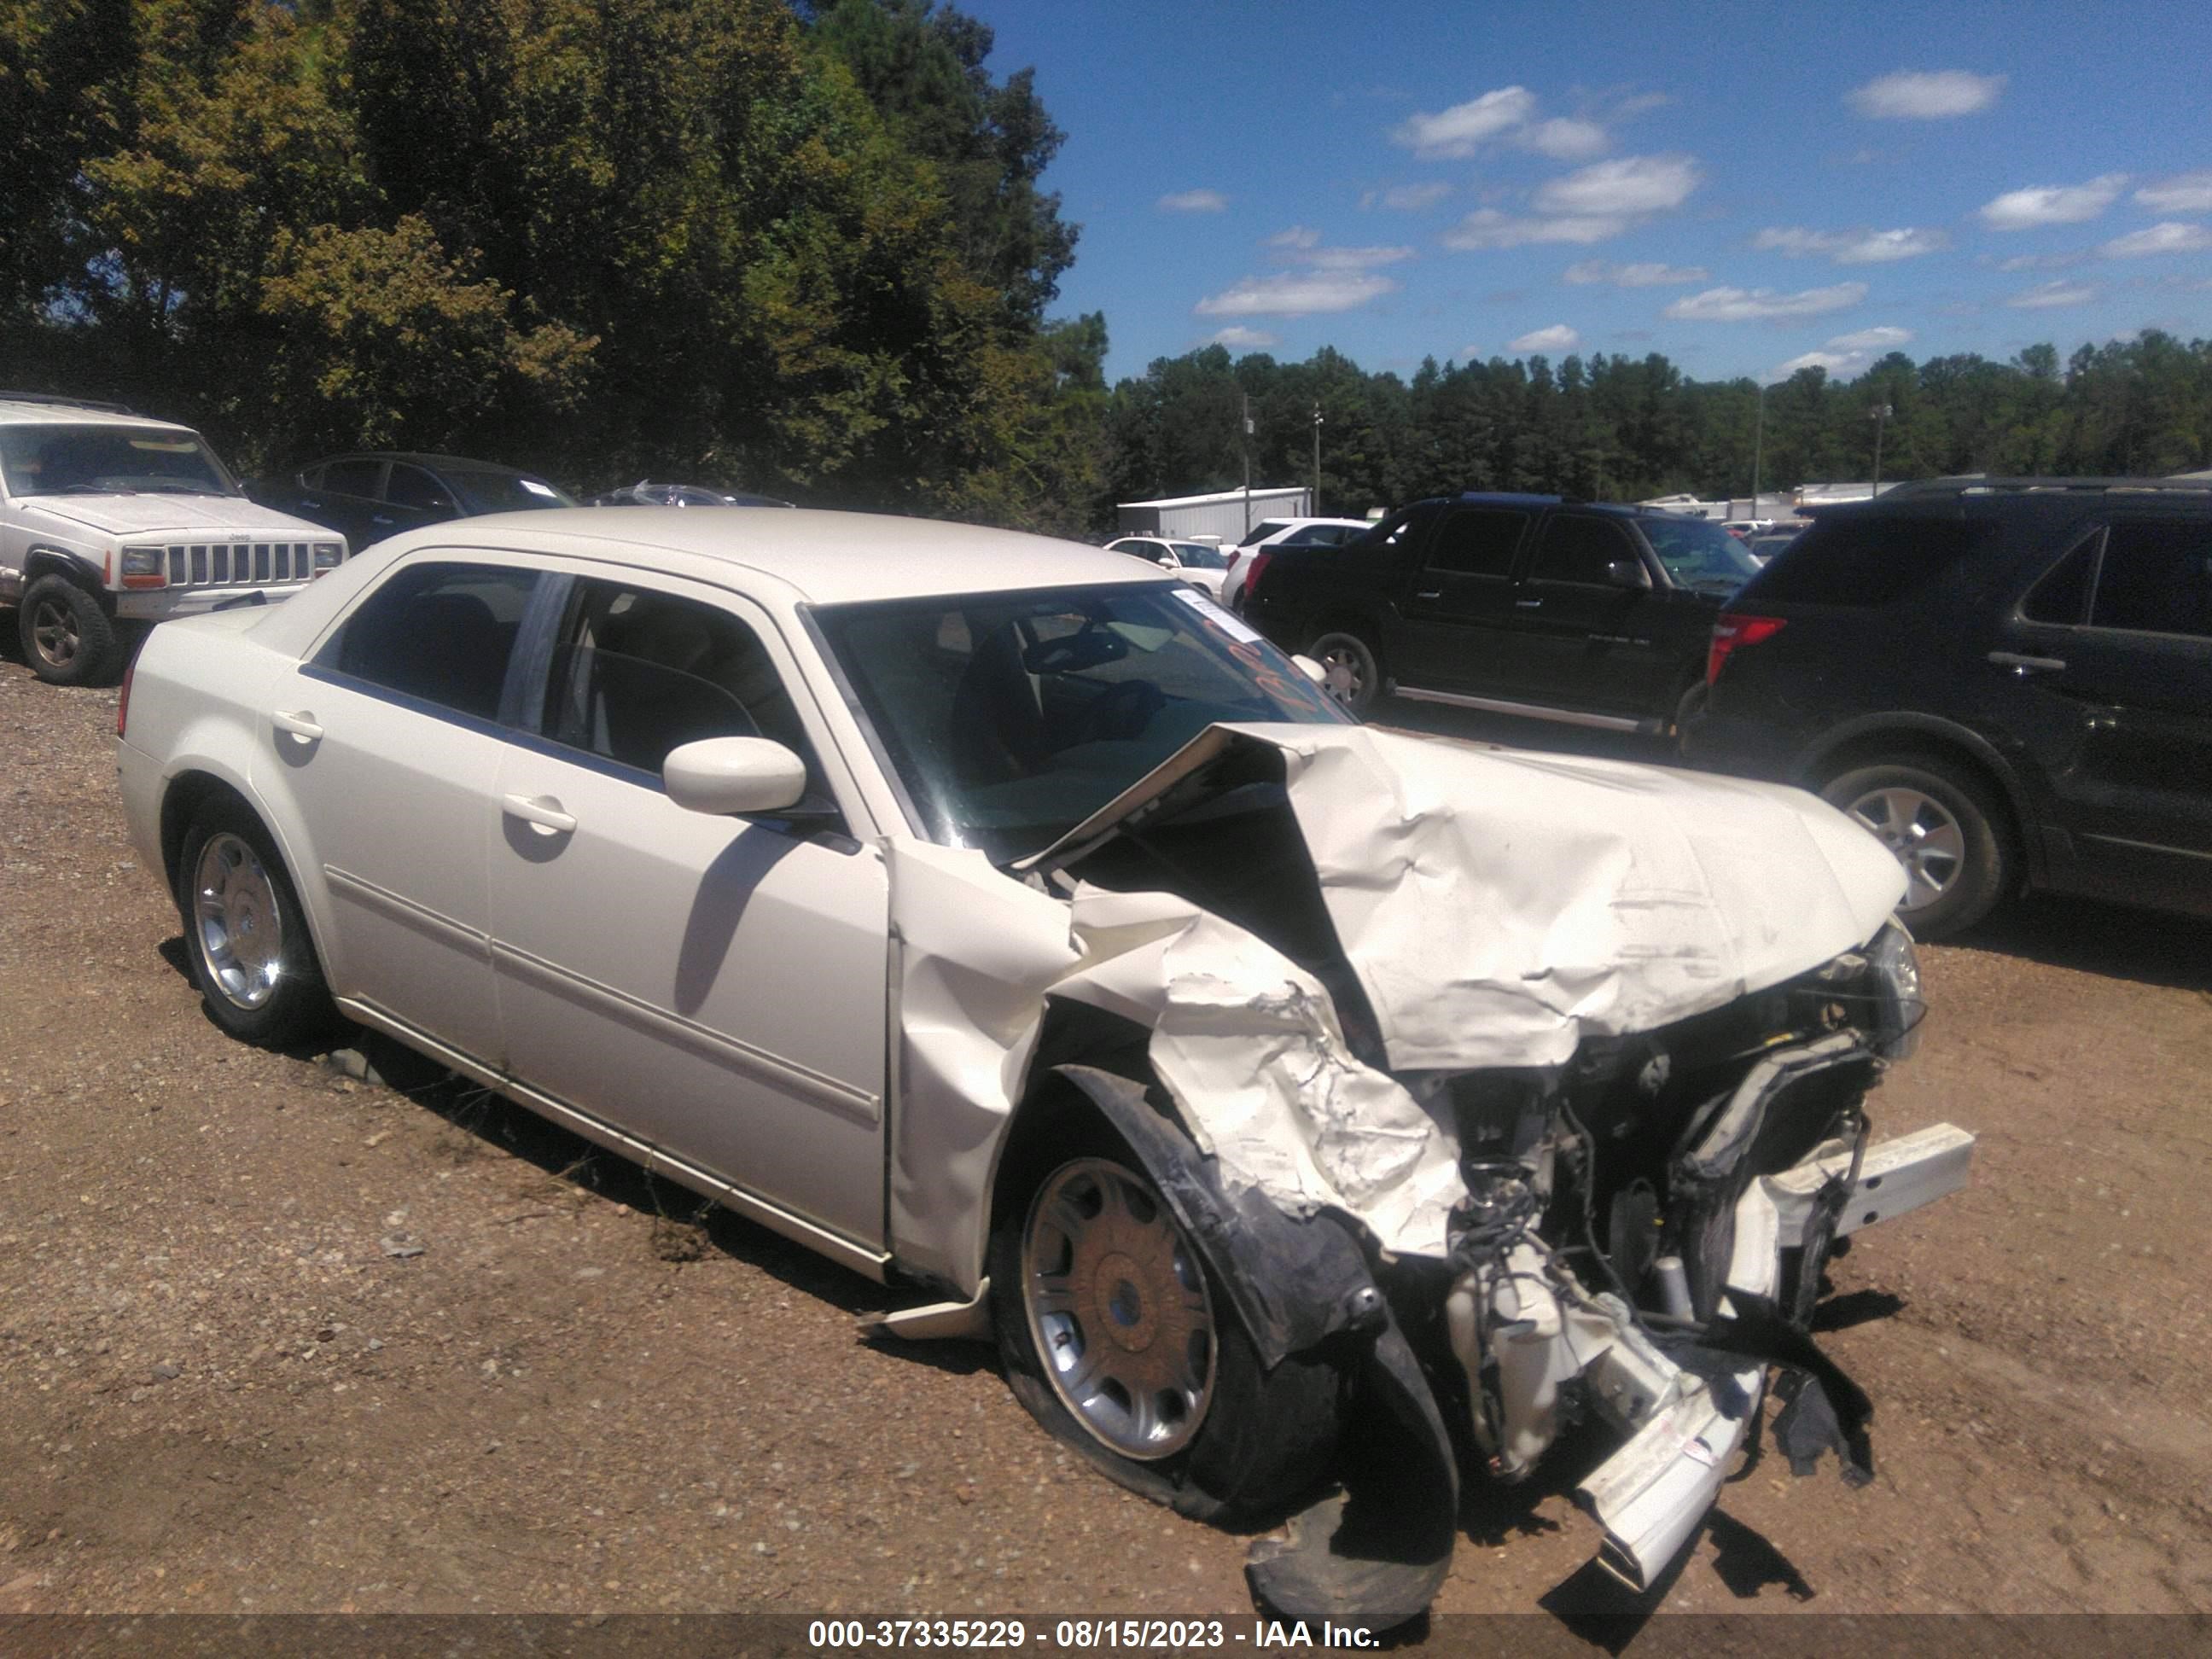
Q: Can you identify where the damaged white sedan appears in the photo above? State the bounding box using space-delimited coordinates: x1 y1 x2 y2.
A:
115 510 1971 1623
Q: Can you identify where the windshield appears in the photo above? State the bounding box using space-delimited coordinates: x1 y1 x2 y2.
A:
0 422 239 497
1171 542 1226 568
1640 515 1761 595
444 468 578 514
817 583 1352 862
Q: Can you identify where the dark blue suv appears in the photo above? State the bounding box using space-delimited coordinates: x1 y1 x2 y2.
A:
1243 492 1759 731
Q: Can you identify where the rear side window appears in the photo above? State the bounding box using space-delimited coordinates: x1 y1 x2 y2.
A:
323 562 538 720
2091 519 2212 639
1528 515 1639 586
1425 508 1528 577
323 458 381 498
1749 514 1999 606
2021 535 2098 626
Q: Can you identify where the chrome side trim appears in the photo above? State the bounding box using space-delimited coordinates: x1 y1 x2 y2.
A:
1393 684 1656 733
488 938 882 1126
2079 831 2212 864
324 865 492 959
336 998 892 1283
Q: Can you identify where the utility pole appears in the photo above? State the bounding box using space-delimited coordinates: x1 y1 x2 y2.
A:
1870 402 1893 492
1311 400 1323 514
1241 392 1253 535
1750 381 1766 517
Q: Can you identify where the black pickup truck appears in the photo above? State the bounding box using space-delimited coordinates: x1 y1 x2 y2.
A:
1243 492 1760 732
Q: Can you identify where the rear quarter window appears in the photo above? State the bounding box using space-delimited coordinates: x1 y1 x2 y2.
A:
1747 513 2000 606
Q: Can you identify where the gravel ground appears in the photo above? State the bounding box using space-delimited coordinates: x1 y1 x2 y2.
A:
2 655 2209 1634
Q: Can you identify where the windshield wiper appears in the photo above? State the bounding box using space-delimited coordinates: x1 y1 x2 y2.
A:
134 483 236 495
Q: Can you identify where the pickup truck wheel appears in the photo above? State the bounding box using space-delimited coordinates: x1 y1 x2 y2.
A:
1820 760 2009 940
177 800 339 1046
1306 629 1380 714
20 574 121 686
989 1114 1342 1523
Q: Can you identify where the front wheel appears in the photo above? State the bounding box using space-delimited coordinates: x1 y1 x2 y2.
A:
1821 759 2011 939
177 800 341 1045
988 1114 1342 1522
1305 628 1381 715
20 574 122 686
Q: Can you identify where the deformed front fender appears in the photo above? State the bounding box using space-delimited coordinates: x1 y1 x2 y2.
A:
1055 1065 1459 1630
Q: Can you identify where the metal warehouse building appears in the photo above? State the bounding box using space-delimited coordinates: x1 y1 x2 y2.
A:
1115 486 1312 542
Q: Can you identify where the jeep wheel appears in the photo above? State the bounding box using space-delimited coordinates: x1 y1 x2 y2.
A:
1822 760 2010 940
1306 629 1381 715
20 574 122 686
177 799 340 1046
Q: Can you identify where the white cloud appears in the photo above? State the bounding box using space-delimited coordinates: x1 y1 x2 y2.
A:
1534 153 1702 217
1977 175 2128 230
1266 225 1322 250
1371 182 1453 211
1665 282 1869 321
1508 323 1581 353
1995 250 2088 271
1207 326 1279 350
1826 325 1915 352
1303 244 1417 271
1457 343 1483 360
1756 225 1947 263
2100 221 2212 258
1563 259 1708 286
1443 209 1627 248
1847 69 2007 119
1516 118 1610 161
1194 271 1400 317
1391 87 1538 158
2135 171 2212 214
1773 350 1862 378
2005 280 2099 309
1158 189 1229 213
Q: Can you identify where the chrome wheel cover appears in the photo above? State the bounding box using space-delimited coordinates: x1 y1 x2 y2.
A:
1846 786 1965 912
29 596 80 669
1312 635 1368 708
1021 1158 1217 1461
192 833 285 1010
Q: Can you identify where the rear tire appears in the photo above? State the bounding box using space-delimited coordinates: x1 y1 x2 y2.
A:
1305 628 1381 716
1820 759 2010 939
177 798 341 1046
988 1104 1342 1523
20 574 122 686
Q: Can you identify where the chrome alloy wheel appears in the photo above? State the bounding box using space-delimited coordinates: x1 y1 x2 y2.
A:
1021 1158 1217 1461
28 594 81 670
1845 786 1965 912
1310 634 1370 710
191 832 286 1010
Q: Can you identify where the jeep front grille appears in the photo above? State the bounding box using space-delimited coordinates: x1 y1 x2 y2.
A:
154 542 325 589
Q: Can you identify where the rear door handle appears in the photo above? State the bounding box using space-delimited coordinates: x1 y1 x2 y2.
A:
1988 650 2066 674
1515 598 1544 609
502 793 577 835
1414 589 1442 601
271 709 323 741
370 515 395 527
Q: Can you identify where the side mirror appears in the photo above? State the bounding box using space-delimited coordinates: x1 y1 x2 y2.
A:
1605 558 1654 591
1291 654 1328 687
1155 551 1177 567
663 736 807 816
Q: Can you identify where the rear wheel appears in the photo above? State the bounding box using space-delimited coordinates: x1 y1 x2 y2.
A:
1306 628 1380 715
20 574 121 686
1821 759 2010 939
988 1108 1342 1522
177 799 341 1045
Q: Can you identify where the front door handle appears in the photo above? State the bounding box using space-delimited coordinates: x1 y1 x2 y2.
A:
271 709 323 741
1988 650 2066 674
1414 589 1442 601
1515 598 1544 609
503 793 577 835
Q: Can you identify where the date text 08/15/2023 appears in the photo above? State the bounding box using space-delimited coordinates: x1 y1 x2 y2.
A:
806 1618 1383 1649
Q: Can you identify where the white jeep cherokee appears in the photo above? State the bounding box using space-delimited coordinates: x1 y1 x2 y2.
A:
0 393 347 684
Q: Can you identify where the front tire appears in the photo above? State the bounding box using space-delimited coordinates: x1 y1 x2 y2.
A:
20 574 122 686
177 799 340 1045
1821 759 2010 939
988 1109 1342 1523
1306 628 1381 716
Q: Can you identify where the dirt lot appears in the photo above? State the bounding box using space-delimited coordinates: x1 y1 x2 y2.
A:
3 656 2210 1634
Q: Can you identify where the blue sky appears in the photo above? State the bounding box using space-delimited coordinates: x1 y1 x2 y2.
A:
959 0 2212 386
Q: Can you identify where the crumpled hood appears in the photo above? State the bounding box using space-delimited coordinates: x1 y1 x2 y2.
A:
17 493 333 541
1037 721 1906 1074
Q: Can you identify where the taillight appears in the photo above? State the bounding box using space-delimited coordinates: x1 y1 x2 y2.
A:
1244 550 1275 603
118 659 135 737
1706 613 1786 684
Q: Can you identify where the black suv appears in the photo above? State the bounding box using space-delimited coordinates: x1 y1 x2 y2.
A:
1681 478 2212 937
1243 492 1760 732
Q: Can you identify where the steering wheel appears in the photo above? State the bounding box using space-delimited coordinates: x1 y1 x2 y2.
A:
1070 678 1165 745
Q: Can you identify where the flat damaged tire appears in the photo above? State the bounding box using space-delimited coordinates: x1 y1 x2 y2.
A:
988 1112 1343 1525
177 798 341 1047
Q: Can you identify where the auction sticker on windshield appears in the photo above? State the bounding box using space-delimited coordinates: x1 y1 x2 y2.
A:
1169 585 1263 643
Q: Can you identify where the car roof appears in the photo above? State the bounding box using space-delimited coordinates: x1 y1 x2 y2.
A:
319 451 554 476
363 508 1184 608
0 399 195 433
